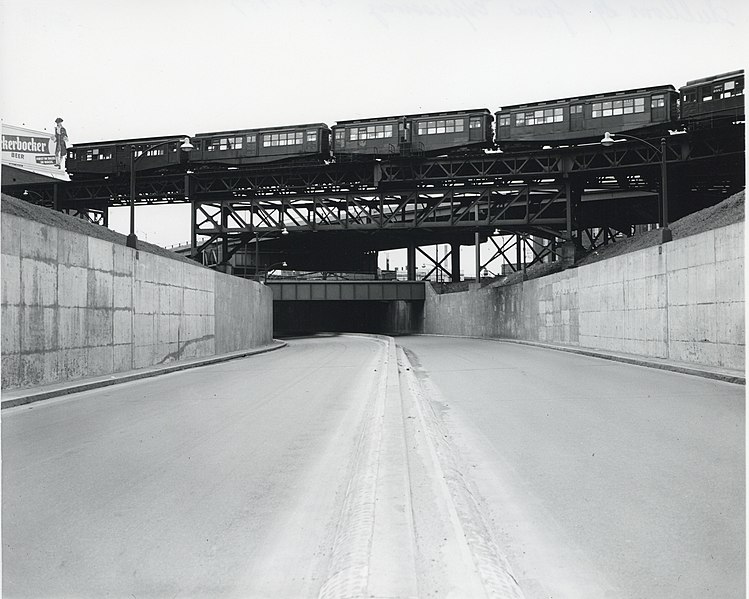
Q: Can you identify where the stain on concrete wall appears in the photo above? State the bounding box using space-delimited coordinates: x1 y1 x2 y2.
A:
1 212 273 390
424 222 744 370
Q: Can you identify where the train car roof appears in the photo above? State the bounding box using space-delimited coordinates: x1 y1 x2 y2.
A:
497 85 676 112
71 134 191 149
334 108 491 126
195 123 329 136
683 69 744 87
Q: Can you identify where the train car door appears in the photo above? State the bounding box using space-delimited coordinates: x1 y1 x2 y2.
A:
469 116 483 142
305 129 319 153
497 114 511 141
650 94 667 122
570 104 584 131
246 133 258 158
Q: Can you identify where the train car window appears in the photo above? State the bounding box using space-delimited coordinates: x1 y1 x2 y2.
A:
134 148 165 158
306 130 318 142
350 125 392 141
651 95 665 109
246 134 256 144
515 113 525 126
571 105 583 114
499 115 511 127
84 148 112 161
263 132 304 147
554 108 564 122
470 117 482 128
217 137 243 151
592 97 645 118
335 129 345 142
418 119 462 135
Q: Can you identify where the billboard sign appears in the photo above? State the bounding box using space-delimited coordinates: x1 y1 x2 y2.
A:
1 121 70 182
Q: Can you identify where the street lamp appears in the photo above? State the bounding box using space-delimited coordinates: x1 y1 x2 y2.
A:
264 261 288 284
600 132 671 243
22 189 44 202
127 137 193 248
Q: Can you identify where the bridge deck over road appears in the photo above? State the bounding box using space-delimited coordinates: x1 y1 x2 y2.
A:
267 280 425 301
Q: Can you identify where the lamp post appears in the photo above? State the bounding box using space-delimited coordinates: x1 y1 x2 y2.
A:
264 261 288 284
600 132 671 243
127 137 193 248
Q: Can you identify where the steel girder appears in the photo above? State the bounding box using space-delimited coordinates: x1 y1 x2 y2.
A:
3 123 743 277
193 184 569 236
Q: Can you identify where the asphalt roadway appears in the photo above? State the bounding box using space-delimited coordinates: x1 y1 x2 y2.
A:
397 336 745 599
2 334 745 598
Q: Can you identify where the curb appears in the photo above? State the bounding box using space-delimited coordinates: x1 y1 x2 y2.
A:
1 340 288 409
414 334 745 385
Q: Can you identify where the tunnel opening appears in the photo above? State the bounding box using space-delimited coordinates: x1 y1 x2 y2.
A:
273 300 424 337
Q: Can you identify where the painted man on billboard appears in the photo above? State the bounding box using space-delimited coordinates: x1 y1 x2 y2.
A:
54 117 68 168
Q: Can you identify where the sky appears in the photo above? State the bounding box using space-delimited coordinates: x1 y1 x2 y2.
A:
1 0 746 270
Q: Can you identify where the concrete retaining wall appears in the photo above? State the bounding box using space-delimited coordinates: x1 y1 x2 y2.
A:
423 222 744 370
1 211 273 390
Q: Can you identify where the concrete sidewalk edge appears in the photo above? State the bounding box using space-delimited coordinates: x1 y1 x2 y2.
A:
414 334 745 385
1 340 288 409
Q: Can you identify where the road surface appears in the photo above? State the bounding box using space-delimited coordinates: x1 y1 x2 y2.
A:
3 334 744 598
397 335 745 599
3 335 395 598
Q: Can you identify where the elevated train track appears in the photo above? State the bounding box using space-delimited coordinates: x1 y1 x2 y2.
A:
4 123 745 280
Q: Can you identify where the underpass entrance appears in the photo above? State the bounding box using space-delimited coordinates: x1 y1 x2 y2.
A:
267 281 425 336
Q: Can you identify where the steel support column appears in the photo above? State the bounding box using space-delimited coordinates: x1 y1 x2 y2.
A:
451 242 461 282
191 200 198 261
474 231 480 282
407 244 416 281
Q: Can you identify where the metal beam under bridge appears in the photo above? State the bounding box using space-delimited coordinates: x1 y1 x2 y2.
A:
266 281 426 301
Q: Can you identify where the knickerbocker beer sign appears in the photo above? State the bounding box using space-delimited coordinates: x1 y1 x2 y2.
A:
1 122 70 181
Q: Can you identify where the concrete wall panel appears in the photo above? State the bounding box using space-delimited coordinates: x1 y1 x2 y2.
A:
424 222 744 371
2 254 21 306
1 208 274 390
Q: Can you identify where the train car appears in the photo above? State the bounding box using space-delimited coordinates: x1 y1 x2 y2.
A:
189 123 331 167
495 85 678 150
332 109 493 158
66 135 191 177
679 70 744 126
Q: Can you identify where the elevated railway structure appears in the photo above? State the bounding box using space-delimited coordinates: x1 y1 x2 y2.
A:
4 122 744 282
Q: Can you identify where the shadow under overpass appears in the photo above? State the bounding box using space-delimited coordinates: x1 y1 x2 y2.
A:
273 299 424 336
266 281 427 336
